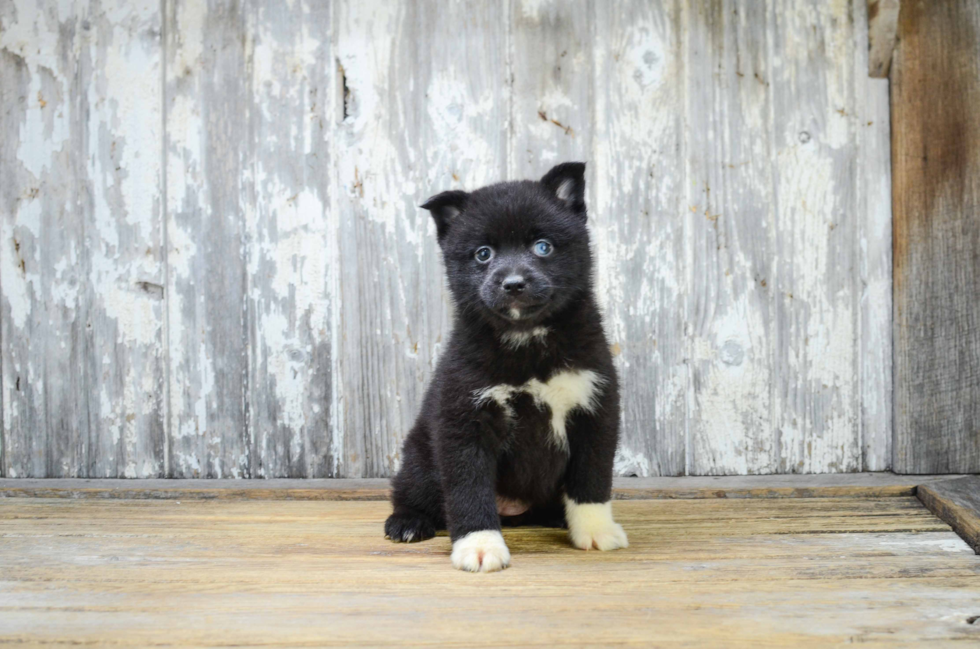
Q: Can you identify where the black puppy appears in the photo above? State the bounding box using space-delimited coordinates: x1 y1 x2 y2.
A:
384 162 627 572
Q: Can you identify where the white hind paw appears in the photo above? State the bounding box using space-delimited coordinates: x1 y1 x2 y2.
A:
564 497 629 551
451 530 511 573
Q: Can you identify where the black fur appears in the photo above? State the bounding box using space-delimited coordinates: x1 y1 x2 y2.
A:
385 162 620 545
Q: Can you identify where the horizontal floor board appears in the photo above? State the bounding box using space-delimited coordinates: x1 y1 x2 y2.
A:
1 498 978 647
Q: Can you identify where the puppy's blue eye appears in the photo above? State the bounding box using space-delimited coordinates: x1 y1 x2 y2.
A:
475 246 494 263
532 240 553 257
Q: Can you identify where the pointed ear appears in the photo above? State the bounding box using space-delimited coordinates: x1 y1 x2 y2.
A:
540 162 586 213
420 190 469 241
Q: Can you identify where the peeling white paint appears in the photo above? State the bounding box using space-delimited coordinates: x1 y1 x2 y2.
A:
0 234 35 331
1 0 166 478
1 0 891 479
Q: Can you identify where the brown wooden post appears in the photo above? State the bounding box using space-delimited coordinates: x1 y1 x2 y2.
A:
891 0 980 473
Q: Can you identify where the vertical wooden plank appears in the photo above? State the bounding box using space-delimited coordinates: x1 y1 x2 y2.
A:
0 15 33 478
685 0 776 475
0 2 53 478
509 0 592 178
332 1 411 479
892 0 980 473
769 0 861 473
332 0 509 477
245 0 334 477
854 0 893 471
592 0 687 476
165 0 250 477
857 79 892 471
0 0 166 477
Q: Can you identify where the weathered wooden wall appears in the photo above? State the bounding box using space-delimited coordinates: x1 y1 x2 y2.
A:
891 0 980 474
0 0 892 478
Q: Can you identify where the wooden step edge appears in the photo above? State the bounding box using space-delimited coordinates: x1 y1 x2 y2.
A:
612 485 920 499
916 476 980 555
0 473 967 501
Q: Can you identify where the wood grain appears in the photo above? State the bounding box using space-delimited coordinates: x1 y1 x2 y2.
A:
891 0 980 474
509 0 592 178
685 0 776 475
851 0 895 475
769 0 862 473
0 0 167 477
245 0 334 477
0 497 977 646
917 476 980 554
855 2 894 472
164 0 251 477
592 0 687 476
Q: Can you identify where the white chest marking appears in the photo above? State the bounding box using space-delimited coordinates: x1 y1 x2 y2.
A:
500 326 550 350
473 369 605 451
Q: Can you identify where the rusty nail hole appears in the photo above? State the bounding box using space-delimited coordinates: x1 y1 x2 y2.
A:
967 615 979 625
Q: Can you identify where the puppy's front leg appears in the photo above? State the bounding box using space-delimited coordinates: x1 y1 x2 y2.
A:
438 413 510 573
564 407 628 552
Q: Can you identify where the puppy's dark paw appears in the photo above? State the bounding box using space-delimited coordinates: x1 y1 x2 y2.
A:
384 512 436 543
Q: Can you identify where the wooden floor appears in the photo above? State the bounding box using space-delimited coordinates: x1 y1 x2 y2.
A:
1 494 979 647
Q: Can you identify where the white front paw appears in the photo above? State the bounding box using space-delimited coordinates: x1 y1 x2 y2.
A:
564 497 629 551
451 530 511 573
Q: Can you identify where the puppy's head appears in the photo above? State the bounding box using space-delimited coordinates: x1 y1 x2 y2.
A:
421 162 592 329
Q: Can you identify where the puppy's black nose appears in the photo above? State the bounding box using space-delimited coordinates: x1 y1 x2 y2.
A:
501 275 527 295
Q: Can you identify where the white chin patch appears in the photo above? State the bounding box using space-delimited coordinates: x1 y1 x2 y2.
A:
509 307 521 320
500 326 550 350
563 496 629 551
451 530 511 573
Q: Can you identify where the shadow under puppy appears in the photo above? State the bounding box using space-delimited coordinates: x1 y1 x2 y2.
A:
385 162 627 572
